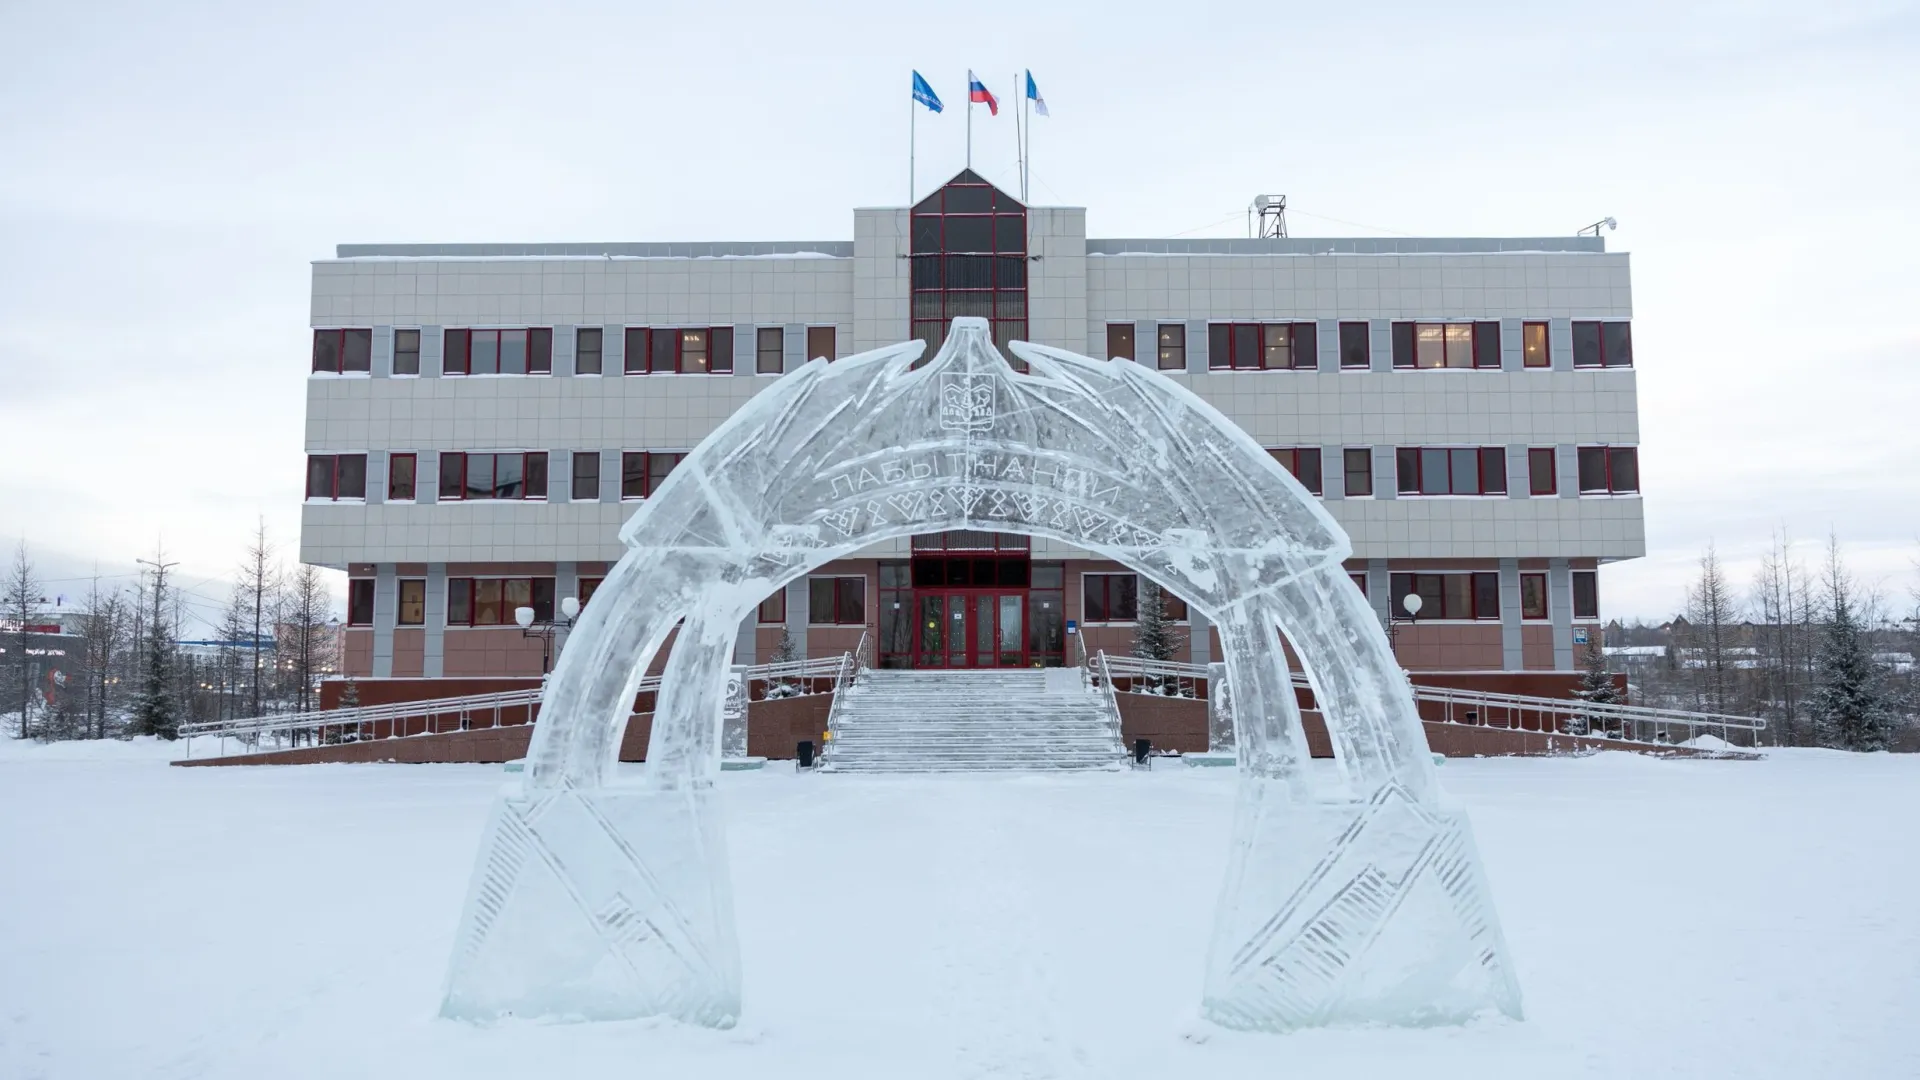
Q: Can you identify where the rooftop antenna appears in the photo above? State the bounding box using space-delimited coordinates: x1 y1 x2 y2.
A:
1249 194 1288 239
1578 216 1617 237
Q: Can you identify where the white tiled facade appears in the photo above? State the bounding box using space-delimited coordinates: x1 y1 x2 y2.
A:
304 178 1642 681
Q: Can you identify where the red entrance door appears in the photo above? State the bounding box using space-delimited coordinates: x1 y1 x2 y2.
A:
913 591 1027 668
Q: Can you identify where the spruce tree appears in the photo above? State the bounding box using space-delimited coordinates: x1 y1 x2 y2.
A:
1131 582 1180 694
1570 640 1621 736
1809 543 1892 751
130 553 179 740
767 627 799 698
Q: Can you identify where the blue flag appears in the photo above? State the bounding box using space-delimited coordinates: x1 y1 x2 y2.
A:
912 71 943 113
1025 70 1048 117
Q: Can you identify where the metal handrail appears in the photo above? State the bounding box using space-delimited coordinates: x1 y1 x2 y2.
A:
820 632 867 763
1094 650 1127 755
182 652 858 758
1090 653 1768 748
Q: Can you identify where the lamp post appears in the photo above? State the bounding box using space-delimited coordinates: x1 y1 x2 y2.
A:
516 596 581 676
1388 592 1423 665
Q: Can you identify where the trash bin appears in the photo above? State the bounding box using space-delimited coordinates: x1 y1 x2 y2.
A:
797 740 815 768
1133 738 1151 764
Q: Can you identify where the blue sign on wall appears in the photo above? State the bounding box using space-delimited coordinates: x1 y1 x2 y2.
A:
1066 619 1078 635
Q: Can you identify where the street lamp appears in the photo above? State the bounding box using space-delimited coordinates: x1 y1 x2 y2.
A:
516 598 581 675
1388 592 1423 664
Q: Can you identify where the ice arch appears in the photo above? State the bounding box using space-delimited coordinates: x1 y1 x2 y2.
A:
441 317 1522 1031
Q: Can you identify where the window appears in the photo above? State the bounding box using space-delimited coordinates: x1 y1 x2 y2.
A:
1152 585 1188 622
757 327 784 374
1389 572 1501 620
1209 322 1316 370
1339 322 1370 369
446 577 555 627
909 171 1027 365
571 451 600 502
621 451 685 499
398 579 426 626
436 452 549 500
1528 448 1557 496
1394 447 1507 495
1390 322 1500 369
1572 571 1599 620
757 591 787 624
808 576 865 625
347 579 374 626
620 327 734 373
1106 323 1134 361
575 328 602 375
1572 321 1632 368
1157 324 1186 370
1082 573 1138 622
393 329 420 375
1522 322 1549 368
442 328 553 375
305 454 366 500
387 453 416 501
311 328 372 374
1520 573 1548 619
578 577 602 607
1267 448 1323 496
1343 448 1373 497
1350 572 1369 597
1577 446 1640 494
807 326 837 363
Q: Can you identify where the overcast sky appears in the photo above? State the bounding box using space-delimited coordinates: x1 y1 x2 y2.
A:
2 0 1915 629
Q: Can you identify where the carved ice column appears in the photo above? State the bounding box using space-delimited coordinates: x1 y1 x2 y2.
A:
1206 661 1234 753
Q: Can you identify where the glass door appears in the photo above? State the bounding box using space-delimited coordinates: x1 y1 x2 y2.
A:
997 594 1024 666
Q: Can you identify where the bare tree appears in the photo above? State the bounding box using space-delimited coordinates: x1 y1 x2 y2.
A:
236 520 278 718
1751 529 1817 745
1681 542 1739 715
73 573 131 739
3 542 47 738
282 563 334 714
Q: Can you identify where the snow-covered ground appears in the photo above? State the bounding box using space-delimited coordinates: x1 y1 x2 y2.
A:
2 740 1915 1079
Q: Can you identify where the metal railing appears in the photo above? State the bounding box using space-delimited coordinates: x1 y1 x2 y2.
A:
1091 652 1768 751
820 630 868 764
1093 651 1127 752
181 651 858 760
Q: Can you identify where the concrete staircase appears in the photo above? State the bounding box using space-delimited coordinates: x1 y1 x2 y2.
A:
822 668 1127 773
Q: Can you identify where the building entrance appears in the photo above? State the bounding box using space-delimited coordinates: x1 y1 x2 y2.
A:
877 532 1066 669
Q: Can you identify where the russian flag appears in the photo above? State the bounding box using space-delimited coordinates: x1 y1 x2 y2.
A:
967 71 998 116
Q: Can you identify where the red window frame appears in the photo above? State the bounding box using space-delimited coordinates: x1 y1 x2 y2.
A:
305 454 367 500
807 576 866 625
619 327 736 374
1572 570 1599 620
311 328 372 374
1527 447 1557 496
1266 447 1324 496
347 579 375 626
1390 322 1500 370
1394 447 1508 496
1338 321 1371 369
398 579 426 626
578 577 603 608
1349 572 1369 597
387 452 417 501
806 326 836 364
1576 446 1640 494
1521 322 1550 368
436 452 549 501
1389 572 1502 620
757 591 787 624
1520 573 1549 619
1209 322 1317 370
620 451 686 499
1105 323 1135 361
445 577 556 627
1082 573 1138 623
441 328 553 376
1572 321 1633 369
1343 447 1374 497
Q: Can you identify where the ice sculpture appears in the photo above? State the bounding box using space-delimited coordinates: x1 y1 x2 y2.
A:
440 317 1522 1030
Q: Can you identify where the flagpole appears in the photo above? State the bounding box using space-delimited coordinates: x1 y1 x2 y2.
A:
909 78 915 207
1022 74 1031 202
966 89 972 169
1013 70 1024 200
